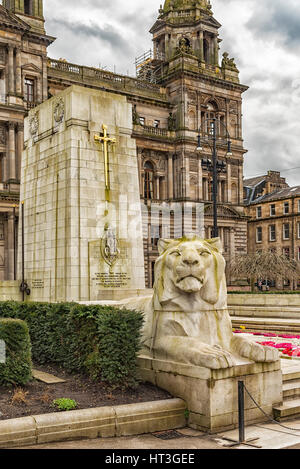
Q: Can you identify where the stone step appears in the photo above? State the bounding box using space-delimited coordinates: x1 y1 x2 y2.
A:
273 398 300 421
231 317 300 334
229 306 300 319
283 379 300 399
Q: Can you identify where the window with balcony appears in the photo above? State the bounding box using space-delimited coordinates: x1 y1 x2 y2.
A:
139 117 145 126
153 120 160 128
24 78 35 109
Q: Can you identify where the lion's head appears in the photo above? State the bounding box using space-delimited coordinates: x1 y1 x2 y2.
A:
153 235 227 312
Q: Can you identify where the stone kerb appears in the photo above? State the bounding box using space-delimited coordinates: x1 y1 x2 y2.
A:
0 399 186 448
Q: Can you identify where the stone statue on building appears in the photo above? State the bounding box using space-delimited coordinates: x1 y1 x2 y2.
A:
168 112 176 131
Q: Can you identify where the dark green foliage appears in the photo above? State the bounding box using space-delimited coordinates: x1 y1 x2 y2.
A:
0 318 32 386
0 301 144 387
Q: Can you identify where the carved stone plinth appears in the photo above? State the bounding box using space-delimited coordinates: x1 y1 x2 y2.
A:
138 355 282 434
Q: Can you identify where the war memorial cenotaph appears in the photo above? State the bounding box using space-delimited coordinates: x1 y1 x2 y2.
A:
0 85 282 434
19 85 146 303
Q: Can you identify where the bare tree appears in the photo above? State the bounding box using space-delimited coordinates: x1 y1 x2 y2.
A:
229 251 300 291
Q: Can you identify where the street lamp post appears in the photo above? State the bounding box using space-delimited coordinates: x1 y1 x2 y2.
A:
197 117 232 238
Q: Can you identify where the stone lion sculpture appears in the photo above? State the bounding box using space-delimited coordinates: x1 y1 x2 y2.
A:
121 235 279 370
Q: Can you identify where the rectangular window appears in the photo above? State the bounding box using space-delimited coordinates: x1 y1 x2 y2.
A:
283 247 290 259
256 226 262 243
284 202 289 215
139 117 145 126
24 0 32 15
283 223 290 240
269 225 276 242
24 78 35 108
270 204 276 216
153 120 160 128
256 206 262 219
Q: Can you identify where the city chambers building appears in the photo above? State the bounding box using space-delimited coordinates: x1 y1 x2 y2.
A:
0 0 249 287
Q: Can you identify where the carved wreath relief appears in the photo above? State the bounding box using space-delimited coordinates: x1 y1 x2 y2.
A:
53 97 65 124
29 111 39 136
101 224 120 267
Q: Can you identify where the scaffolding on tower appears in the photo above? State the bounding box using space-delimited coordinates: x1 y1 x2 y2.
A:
135 49 165 84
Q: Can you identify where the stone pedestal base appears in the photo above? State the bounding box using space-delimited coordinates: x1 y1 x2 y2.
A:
138 355 283 434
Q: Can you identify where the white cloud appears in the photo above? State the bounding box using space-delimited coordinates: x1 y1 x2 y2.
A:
45 0 300 187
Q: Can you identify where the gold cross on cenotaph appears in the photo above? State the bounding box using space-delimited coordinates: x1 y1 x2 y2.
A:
94 124 116 198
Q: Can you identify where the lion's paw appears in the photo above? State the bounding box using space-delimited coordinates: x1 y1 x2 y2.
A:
189 344 235 369
232 336 279 363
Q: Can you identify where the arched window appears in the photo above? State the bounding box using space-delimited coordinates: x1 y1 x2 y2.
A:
144 161 154 200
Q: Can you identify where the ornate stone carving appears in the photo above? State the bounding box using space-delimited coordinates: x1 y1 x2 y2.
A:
0 126 6 145
53 97 65 124
100 224 120 267
29 112 39 136
132 104 140 125
128 235 279 369
222 52 239 71
167 112 176 131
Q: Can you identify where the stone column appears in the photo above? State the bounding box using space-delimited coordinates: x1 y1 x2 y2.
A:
227 162 232 203
198 155 203 200
199 30 204 62
167 153 174 199
17 123 24 181
229 227 235 258
7 212 15 280
238 163 243 205
155 175 160 200
8 122 16 181
185 156 190 199
214 36 219 65
36 76 43 104
8 46 15 96
137 149 143 197
15 48 22 96
43 57 48 101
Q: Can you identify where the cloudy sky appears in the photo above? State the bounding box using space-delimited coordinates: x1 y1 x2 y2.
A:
44 0 300 187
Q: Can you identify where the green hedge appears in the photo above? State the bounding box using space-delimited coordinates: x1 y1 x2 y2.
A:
0 302 144 387
0 318 32 387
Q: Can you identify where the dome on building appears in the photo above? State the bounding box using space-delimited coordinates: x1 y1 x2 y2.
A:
163 0 212 13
